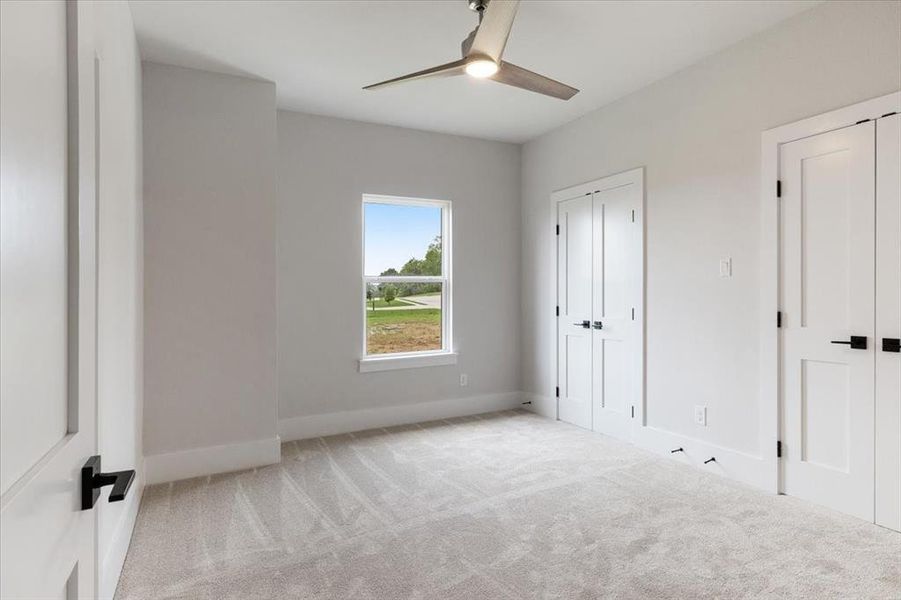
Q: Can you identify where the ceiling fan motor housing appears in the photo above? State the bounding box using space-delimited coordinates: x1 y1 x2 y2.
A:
468 0 489 14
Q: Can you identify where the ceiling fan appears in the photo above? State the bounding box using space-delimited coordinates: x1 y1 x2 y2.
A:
363 0 579 100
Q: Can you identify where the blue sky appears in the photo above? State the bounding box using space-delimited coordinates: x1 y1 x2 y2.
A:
365 203 441 276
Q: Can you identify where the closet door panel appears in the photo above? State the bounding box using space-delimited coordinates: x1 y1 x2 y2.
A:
557 195 593 430
591 182 639 441
876 113 901 532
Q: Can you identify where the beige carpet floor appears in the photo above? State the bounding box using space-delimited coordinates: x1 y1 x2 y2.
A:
116 410 901 599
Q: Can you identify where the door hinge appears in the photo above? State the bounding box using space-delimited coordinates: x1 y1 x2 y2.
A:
776 180 782 198
631 307 635 321
777 440 782 458
631 209 635 223
855 118 871 125
556 224 560 235
881 111 898 118
555 386 560 398
777 311 782 328
556 305 560 317
631 406 635 418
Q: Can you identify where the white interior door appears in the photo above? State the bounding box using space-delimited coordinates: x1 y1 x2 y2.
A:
557 195 593 429
1 1 98 597
780 122 876 521
875 113 901 532
591 183 640 440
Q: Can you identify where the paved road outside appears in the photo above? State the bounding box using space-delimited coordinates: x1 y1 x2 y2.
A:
367 294 441 311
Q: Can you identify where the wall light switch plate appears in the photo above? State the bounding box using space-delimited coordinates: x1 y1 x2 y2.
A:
460 374 468 387
694 405 707 426
719 257 732 278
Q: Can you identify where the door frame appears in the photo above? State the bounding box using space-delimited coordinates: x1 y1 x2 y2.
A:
551 167 646 436
759 91 901 497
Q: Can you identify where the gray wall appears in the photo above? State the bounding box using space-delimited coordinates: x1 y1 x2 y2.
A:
143 63 278 455
521 0 901 454
277 111 521 420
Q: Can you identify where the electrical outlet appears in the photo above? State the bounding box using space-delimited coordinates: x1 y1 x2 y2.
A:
719 257 732 278
460 374 468 387
694 405 707 426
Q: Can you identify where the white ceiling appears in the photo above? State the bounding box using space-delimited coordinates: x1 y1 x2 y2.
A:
129 0 818 143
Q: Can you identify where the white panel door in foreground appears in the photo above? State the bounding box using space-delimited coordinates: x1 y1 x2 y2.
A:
1 1 100 597
780 122 876 521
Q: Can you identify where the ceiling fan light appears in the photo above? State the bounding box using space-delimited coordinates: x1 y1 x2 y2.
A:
465 59 498 78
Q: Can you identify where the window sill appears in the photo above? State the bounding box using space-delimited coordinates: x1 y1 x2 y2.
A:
358 352 458 373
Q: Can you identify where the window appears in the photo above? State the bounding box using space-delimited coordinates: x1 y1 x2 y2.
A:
360 195 454 372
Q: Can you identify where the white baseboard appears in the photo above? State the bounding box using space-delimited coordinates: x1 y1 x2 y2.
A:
144 437 281 485
522 392 556 420
279 391 525 441
521 391 775 493
633 426 776 492
99 465 144 600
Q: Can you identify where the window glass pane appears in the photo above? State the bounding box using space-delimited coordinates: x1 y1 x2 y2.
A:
364 202 442 277
366 283 442 355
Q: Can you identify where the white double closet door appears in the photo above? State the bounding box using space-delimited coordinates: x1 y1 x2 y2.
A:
780 113 901 529
557 170 642 441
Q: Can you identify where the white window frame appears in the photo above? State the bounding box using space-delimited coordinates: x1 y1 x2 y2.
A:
359 194 455 372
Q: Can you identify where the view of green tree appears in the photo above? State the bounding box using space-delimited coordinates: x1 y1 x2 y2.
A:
397 236 441 276
376 235 442 297
382 284 397 305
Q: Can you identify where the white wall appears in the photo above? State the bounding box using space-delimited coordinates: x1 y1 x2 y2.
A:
94 2 143 597
277 112 521 432
142 63 279 481
521 1 901 458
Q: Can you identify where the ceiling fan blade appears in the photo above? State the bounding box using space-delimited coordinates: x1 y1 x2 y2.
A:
492 61 579 100
468 0 519 63
363 58 467 91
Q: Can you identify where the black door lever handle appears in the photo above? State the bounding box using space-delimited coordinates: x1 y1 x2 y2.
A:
883 338 901 353
573 320 590 328
830 336 867 350
592 321 603 330
82 455 136 510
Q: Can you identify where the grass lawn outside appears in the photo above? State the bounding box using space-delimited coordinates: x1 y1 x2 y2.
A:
367 308 441 354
